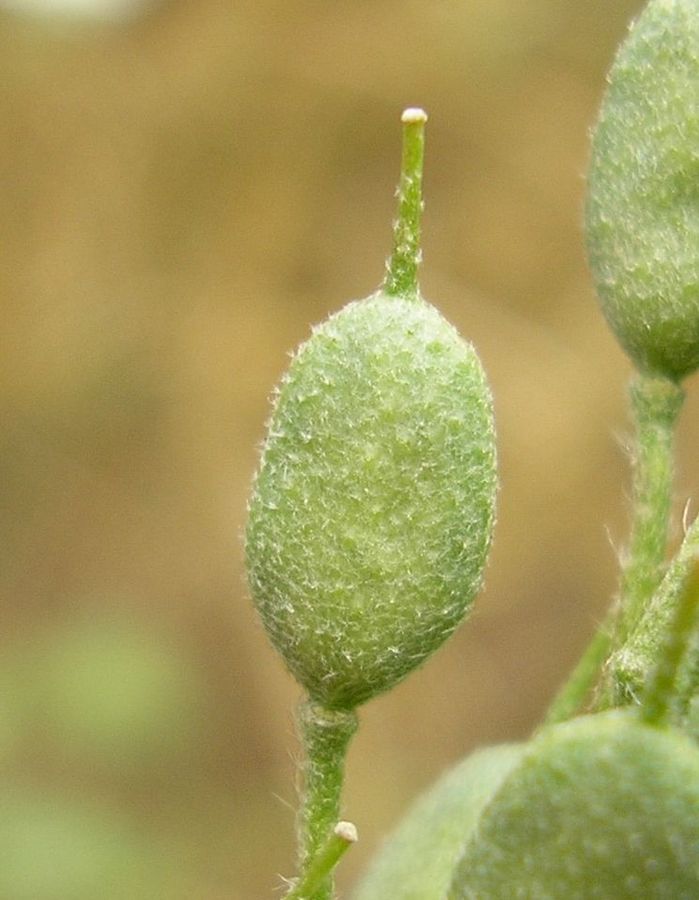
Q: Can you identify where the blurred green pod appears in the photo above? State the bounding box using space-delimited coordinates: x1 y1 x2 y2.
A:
585 0 699 381
450 710 699 898
245 111 496 711
353 742 524 900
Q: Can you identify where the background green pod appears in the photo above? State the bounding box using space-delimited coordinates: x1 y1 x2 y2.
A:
245 290 496 710
353 742 523 900
585 0 699 381
449 710 699 899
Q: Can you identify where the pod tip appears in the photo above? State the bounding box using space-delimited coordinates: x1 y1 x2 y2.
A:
401 107 428 124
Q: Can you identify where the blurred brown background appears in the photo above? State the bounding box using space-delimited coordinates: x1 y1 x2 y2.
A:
2 0 699 897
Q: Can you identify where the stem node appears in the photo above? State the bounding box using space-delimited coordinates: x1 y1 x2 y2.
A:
293 701 358 900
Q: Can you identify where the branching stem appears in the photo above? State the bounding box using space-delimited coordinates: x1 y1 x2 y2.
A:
609 513 699 707
641 557 699 727
286 822 358 900
617 374 684 640
544 373 684 721
292 701 357 900
595 374 684 706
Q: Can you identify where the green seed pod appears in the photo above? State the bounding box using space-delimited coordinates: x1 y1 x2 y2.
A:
585 0 699 381
449 711 699 899
245 111 496 710
353 743 524 900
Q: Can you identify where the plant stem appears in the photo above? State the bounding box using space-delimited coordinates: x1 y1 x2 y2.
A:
593 374 684 706
543 618 613 725
293 700 358 900
617 374 684 640
640 557 699 727
286 822 358 900
383 107 427 300
546 373 684 719
610 513 699 706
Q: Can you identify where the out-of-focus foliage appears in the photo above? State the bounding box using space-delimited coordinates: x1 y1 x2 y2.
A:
1 786 171 900
1 616 200 763
0 614 204 897
2 1 698 897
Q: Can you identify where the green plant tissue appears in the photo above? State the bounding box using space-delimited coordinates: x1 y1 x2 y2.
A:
450 711 699 899
586 0 699 381
353 743 524 900
246 292 496 710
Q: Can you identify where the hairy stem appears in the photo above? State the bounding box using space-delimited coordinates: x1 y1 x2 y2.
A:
546 374 684 719
292 701 358 900
641 557 699 727
609 514 699 707
595 374 684 706
286 822 357 900
383 108 427 300
618 375 684 639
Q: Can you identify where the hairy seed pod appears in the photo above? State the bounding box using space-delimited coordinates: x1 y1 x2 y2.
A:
246 291 496 710
450 710 699 898
353 743 523 900
245 111 496 711
585 0 699 381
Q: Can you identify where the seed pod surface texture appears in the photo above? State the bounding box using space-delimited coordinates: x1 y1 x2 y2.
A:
586 0 699 381
246 292 496 710
450 711 699 899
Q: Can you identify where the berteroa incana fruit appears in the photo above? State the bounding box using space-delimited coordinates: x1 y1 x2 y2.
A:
353 742 524 900
246 110 497 711
450 710 699 899
586 0 699 381
246 292 496 710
